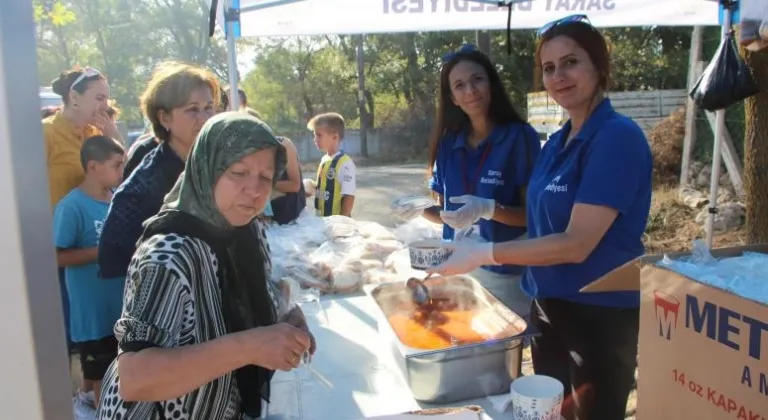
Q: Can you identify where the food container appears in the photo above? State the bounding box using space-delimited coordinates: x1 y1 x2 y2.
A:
366 275 535 404
390 196 437 215
408 239 453 270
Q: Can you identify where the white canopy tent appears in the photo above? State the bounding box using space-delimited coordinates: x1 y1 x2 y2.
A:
234 0 718 37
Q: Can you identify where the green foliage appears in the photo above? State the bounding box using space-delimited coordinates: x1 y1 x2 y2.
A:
243 28 692 148
34 1 77 26
605 27 690 90
34 0 230 126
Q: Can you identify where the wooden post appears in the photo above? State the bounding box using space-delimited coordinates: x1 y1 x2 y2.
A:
476 30 492 58
703 111 745 196
680 26 703 187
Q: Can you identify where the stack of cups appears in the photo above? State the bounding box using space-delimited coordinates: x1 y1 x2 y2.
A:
510 375 564 420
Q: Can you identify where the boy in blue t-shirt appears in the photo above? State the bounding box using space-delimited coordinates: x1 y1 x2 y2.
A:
53 135 125 413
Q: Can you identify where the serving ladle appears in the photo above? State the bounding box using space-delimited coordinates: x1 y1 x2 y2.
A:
406 274 435 305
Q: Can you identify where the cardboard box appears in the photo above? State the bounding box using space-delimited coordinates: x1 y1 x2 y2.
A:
582 245 768 420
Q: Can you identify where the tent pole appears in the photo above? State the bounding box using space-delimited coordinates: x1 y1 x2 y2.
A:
225 0 240 110
705 2 732 248
0 1 74 417
356 35 368 158
680 25 703 187
226 27 240 110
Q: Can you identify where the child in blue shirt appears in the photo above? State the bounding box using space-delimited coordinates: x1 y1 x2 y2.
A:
54 135 125 413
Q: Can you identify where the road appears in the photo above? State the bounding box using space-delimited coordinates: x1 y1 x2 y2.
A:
350 163 432 227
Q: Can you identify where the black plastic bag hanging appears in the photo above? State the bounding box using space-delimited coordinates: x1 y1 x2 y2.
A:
690 31 760 111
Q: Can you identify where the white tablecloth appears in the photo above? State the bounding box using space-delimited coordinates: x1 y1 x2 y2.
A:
265 294 518 420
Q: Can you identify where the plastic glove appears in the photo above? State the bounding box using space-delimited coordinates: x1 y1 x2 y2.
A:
440 195 495 230
426 241 497 277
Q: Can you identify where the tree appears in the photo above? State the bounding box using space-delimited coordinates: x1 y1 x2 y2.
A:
34 0 231 126
740 46 768 243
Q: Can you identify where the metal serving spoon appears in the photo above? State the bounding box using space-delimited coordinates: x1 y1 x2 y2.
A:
406 273 435 305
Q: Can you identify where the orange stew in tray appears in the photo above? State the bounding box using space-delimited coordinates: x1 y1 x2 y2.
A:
387 297 506 350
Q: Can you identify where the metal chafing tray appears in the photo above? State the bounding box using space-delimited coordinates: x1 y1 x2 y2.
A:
366 275 536 404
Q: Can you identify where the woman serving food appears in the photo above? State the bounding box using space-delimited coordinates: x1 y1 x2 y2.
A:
394 45 541 317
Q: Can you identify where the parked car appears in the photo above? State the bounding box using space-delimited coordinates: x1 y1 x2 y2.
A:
39 87 62 109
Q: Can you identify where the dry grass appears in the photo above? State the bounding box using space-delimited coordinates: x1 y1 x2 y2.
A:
644 185 747 253
648 108 685 185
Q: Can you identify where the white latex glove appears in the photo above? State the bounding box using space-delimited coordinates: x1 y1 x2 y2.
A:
439 195 495 230
426 241 497 276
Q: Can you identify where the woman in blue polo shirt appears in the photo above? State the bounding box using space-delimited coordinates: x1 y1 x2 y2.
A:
428 17 651 420
396 44 541 317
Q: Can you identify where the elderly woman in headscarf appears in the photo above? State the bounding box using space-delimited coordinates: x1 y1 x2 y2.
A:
98 112 314 420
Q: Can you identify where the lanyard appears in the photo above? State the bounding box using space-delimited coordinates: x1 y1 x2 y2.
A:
461 142 493 195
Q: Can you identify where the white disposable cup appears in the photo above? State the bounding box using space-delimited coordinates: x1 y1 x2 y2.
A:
510 375 564 420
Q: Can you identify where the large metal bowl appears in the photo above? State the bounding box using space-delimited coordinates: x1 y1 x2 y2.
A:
366 275 535 404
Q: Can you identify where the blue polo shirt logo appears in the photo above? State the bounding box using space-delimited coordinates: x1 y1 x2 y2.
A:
480 170 505 186
544 175 568 193
429 121 542 275
522 99 653 308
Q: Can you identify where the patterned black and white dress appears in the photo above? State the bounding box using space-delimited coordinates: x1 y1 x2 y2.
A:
98 222 278 420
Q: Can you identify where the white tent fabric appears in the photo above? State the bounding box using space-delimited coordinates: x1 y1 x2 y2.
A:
236 0 719 37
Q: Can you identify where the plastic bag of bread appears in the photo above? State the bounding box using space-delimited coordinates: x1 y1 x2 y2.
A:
330 265 363 294
348 239 404 261
343 258 384 272
323 215 359 239
363 269 402 285
282 263 331 292
309 240 350 267
303 178 316 197
307 260 333 283
357 221 397 241
365 239 403 253
384 248 411 273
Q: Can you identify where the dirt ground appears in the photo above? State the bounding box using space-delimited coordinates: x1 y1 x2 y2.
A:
644 185 747 254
